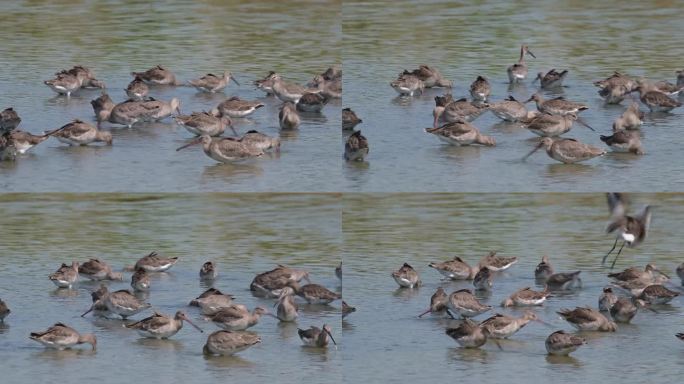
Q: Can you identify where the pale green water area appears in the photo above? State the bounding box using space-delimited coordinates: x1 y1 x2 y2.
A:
0 194 341 383
342 193 684 383
343 0 684 191
0 1 341 192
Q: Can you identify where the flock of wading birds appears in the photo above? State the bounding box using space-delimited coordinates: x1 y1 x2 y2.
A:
0 64 342 163
388 194 684 355
0 253 348 356
3 44 683 165
343 44 684 164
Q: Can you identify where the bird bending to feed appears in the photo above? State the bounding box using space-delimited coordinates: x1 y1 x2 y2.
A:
425 121 495 147
79 258 123 281
433 96 489 125
49 261 79 288
87 285 111 318
308 74 341 99
91 93 116 125
534 69 569 89
342 108 362 131
525 94 588 116
524 113 594 137
250 265 309 295
175 112 234 137
612 278 659 297
630 81 682 112
190 289 235 315
81 286 150 319
126 311 203 339
402 65 452 88
44 73 81 97
8 129 61 154
600 128 644 155
268 73 319 103
203 330 261 356
95 97 180 128
677 262 684 286
275 287 299 322
638 285 679 305
545 330 585 355
594 72 638 94
445 318 499 349
212 97 264 118
501 287 550 307
610 297 644 323
418 287 448 317
473 267 493 291
53 65 104 89
279 101 301 130
131 268 151 292
1 107 22 132
598 287 618 311
188 71 239 93
30 323 97 350
254 71 277 95
296 92 329 113
602 193 651 269
469 76 491 101
239 130 280 152
488 96 533 122
392 263 421 288
131 65 178 85
607 263 665 283
446 289 492 318
207 306 267 331
523 137 605 164
249 265 310 298
557 307 617 332
479 251 518 271
535 255 554 280
125 76 149 100
545 271 582 291
390 72 425 96
480 311 547 339
133 251 179 272
298 324 337 348
192 135 239 161
46 120 112 146
345 130 369 161
289 282 341 305
428 256 479 280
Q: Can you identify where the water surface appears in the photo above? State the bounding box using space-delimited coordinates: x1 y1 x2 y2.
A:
0 194 341 383
342 193 683 383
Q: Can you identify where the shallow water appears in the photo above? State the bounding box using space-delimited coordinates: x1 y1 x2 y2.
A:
342 193 684 383
342 0 684 191
0 1 341 192
0 194 341 383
